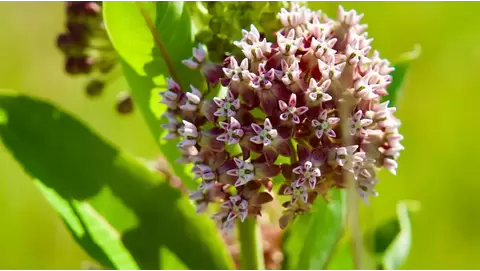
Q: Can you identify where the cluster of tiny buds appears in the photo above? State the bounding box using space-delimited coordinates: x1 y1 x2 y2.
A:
57 1 134 114
57 2 113 77
159 4 403 230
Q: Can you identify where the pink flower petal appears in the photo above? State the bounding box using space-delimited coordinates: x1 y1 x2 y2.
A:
296 106 309 115
288 94 297 107
227 169 239 176
250 135 263 144
251 123 262 134
280 112 289 121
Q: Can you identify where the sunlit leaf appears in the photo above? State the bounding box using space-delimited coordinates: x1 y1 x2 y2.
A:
35 181 138 270
103 1 204 189
0 92 233 270
368 200 419 269
282 190 347 269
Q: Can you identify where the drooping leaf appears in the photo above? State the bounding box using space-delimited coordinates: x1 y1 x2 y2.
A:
0 92 234 270
367 200 419 269
384 45 421 107
282 189 347 269
103 1 204 189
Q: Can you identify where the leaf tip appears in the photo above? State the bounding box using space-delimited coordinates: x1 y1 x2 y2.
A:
399 44 421 62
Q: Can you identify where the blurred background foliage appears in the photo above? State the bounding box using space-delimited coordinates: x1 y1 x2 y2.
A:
0 1 479 269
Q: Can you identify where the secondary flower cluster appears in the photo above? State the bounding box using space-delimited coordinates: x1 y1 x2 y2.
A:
160 4 403 230
189 1 289 62
57 1 134 113
57 2 113 77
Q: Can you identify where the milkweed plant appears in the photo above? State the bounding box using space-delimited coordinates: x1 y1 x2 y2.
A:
0 1 421 270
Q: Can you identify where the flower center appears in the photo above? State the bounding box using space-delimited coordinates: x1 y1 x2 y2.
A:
354 120 363 129
239 168 252 176
232 205 241 213
321 121 329 130
293 187 302 196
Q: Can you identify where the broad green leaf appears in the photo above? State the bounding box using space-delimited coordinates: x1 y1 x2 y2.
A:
368 200 419 269
384 45 421 107
35 180 138 270
282 190 347 269
0 93 233 270
103 1 204 189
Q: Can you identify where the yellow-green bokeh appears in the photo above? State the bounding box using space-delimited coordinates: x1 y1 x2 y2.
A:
0 2 479 269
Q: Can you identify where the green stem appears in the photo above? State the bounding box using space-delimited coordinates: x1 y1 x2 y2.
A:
237 217 265 270
289 139 298 164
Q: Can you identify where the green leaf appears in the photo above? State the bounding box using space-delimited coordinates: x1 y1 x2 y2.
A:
0 92 234 270
103 1 204 189
369 200 419 269
35 180 138 270
325 240 355 270
282 190 347 269
384 45 421 107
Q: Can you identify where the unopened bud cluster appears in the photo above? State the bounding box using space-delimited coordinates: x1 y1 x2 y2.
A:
57 2 114 76
160 4 404 230
189 2 292 63
57 1 133 113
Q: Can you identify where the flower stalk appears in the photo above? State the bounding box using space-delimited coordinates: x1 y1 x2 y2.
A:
237 217 266 270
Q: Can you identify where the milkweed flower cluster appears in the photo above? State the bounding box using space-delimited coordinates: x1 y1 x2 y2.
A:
159 4 403 230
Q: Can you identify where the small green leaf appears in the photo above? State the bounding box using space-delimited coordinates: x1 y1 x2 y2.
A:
384 45 421 107
0 93 233 270
282 190 347 270
103 1 204 189
369 200 419 269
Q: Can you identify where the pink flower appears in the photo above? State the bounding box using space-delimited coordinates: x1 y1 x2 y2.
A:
213 90 241 118
283 184 308 204
318 55 346 80
346 34 372 65
250 118 278 146
293 161 321 189
306 78 332 102
349 110 373 137
309 35 337 59
280 59 301 86
277 29 303 55
335 145 365 172
216 117 244 145
249 63 276 90
227 157 255 187
223 57 250 82
212 195 249 229
279 93 308 124
311 109 340 139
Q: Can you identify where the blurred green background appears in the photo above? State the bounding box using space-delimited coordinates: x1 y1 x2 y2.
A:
0 1 479 269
